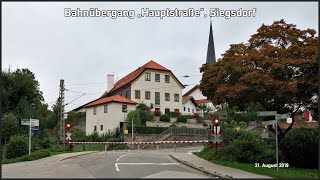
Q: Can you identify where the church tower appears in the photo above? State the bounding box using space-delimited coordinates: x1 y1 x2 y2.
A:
206 20 216 65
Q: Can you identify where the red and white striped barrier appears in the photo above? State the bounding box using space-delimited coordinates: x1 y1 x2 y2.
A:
67 140 209 145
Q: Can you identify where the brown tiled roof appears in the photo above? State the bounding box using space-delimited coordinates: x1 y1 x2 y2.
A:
182 96 191 103
183 84 199 97
85 95 138 107
101 60 184 97
195 99 212 104
278 121 318 129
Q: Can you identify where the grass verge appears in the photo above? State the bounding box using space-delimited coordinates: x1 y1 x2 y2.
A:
2 144 127 164
194 152 319 179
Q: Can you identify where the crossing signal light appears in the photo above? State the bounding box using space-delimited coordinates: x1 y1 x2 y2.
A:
214 119 220 125
66 123 71 129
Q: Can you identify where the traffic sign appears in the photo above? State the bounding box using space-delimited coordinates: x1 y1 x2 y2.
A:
31 119 39 130
21 119 29 125
66 132 72 141
258 111 277 116
277 114 289 119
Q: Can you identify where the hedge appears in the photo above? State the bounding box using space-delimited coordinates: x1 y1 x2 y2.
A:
177 115 188 123
281 128 318 168
127 126 169 134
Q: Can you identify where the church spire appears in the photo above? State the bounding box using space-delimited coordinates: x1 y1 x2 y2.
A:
206 20 216 65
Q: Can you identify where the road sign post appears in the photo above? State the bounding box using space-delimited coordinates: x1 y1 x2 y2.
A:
258 111 279 171
29 118 31 155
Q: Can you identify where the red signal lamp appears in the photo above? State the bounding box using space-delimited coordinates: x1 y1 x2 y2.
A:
66 123 71 128
214 119 220 125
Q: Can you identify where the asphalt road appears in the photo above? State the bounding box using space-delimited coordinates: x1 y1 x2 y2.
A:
2 146 217 178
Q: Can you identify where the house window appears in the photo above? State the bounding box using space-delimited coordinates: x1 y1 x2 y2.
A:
155 108 160 111
126 92 128 98
174 109 179 113
184 107 186 111
165 108 170 114
155 74 160 82
165 93 170 101
165 75 170 83
145 91 151 100
145 73 151 81
104 105 108 113
188 108 190 112
155 92 160 105
100 125 103 131
122 105 128 112
174 94 179 102
135 90 140 99
94 126 97 132
93 107 97 115
192 109 194 113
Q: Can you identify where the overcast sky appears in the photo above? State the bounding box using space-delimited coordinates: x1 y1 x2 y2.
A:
2 2 318 112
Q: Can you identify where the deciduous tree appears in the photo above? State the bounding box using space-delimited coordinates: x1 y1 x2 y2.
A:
200 19 318 145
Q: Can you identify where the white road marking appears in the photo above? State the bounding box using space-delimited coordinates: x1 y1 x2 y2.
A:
115 163 179 172
115 163 120 171
116 153 132 162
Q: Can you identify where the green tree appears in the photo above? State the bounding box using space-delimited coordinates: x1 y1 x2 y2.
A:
196 103 213 118
1 113 19 144
126 110 141 125
136 102 147 110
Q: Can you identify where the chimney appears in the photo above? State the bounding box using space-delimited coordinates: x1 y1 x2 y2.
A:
107 74 114 92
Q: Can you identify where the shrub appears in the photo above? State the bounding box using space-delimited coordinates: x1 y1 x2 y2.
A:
88 131 99 142
153 110 161 116
72 128 88 142
5 135 29 159
160 114 170 122
218 140 265 163
39 137 51 149
281 128 318 168
184 115 194 119
177 115 187 123
193 112 200 118
1 113 19 144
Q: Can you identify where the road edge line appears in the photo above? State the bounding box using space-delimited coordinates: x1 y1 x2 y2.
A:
169 154 224 178
57 151 100 162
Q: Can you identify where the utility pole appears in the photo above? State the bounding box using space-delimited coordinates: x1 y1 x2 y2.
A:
59 79 65 148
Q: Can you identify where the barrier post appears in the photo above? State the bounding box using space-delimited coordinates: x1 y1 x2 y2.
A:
105 144 108 151
174 143 176 152
138 144 140 150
